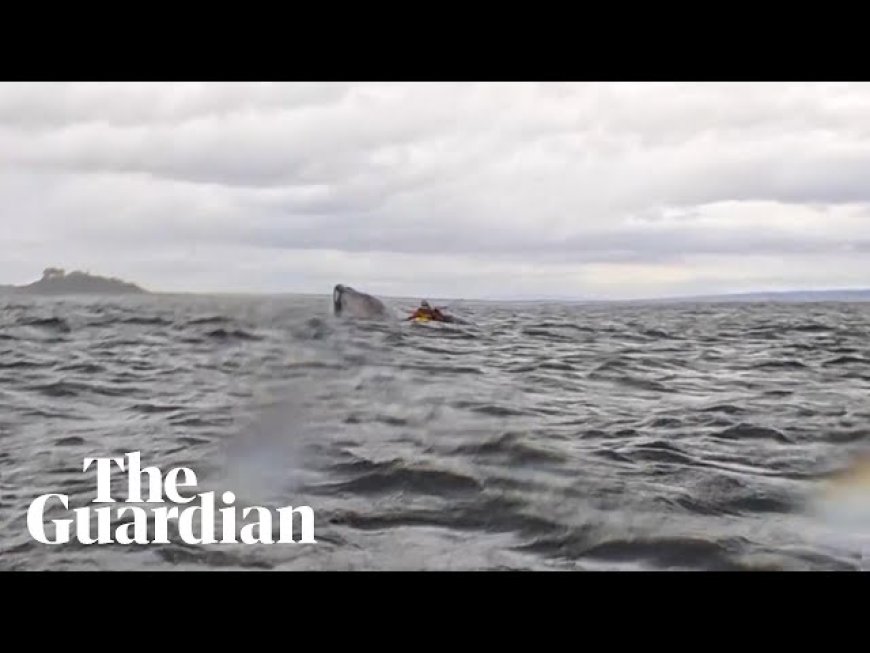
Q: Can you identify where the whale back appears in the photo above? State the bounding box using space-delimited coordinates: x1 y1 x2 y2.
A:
333 284 388 319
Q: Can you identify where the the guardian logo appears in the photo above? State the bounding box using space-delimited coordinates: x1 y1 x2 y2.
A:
27 452 316 545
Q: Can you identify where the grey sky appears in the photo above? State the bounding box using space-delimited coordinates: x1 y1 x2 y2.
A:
2 81 869 300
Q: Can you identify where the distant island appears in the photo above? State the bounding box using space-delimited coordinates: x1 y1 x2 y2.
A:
1 268 148 295
0 268 867 302
637 288 870 304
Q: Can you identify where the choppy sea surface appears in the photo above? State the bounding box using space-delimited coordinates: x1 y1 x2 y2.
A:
2 294 870 571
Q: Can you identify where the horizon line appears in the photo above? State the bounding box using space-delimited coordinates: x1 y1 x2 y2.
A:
5 270 870 303
141 285 870 304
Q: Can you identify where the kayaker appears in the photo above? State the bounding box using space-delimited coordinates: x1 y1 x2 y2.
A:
406 300 447 322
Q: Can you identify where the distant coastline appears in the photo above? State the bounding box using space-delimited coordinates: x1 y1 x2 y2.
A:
0 268 147 296
627 288 870 304
0 268 867 303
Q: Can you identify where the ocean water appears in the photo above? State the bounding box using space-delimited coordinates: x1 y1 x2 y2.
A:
1 294 869 571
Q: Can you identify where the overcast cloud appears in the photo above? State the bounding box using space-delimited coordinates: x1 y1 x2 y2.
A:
2 81 869 300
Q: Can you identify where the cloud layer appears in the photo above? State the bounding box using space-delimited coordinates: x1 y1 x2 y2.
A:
2 82 869 299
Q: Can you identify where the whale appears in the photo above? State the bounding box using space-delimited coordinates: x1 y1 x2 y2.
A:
332 284 389 319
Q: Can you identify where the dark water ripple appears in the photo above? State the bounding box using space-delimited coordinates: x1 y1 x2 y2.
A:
1 295 870 570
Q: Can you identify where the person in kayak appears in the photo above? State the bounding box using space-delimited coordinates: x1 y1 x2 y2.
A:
406 300 448 322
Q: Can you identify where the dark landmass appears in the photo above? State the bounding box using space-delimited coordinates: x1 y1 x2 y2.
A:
481 288 870 304
0 267 866 302
635 288 870 304
1 268 147 295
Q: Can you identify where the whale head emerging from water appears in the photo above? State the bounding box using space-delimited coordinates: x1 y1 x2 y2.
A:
333 284 389 319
